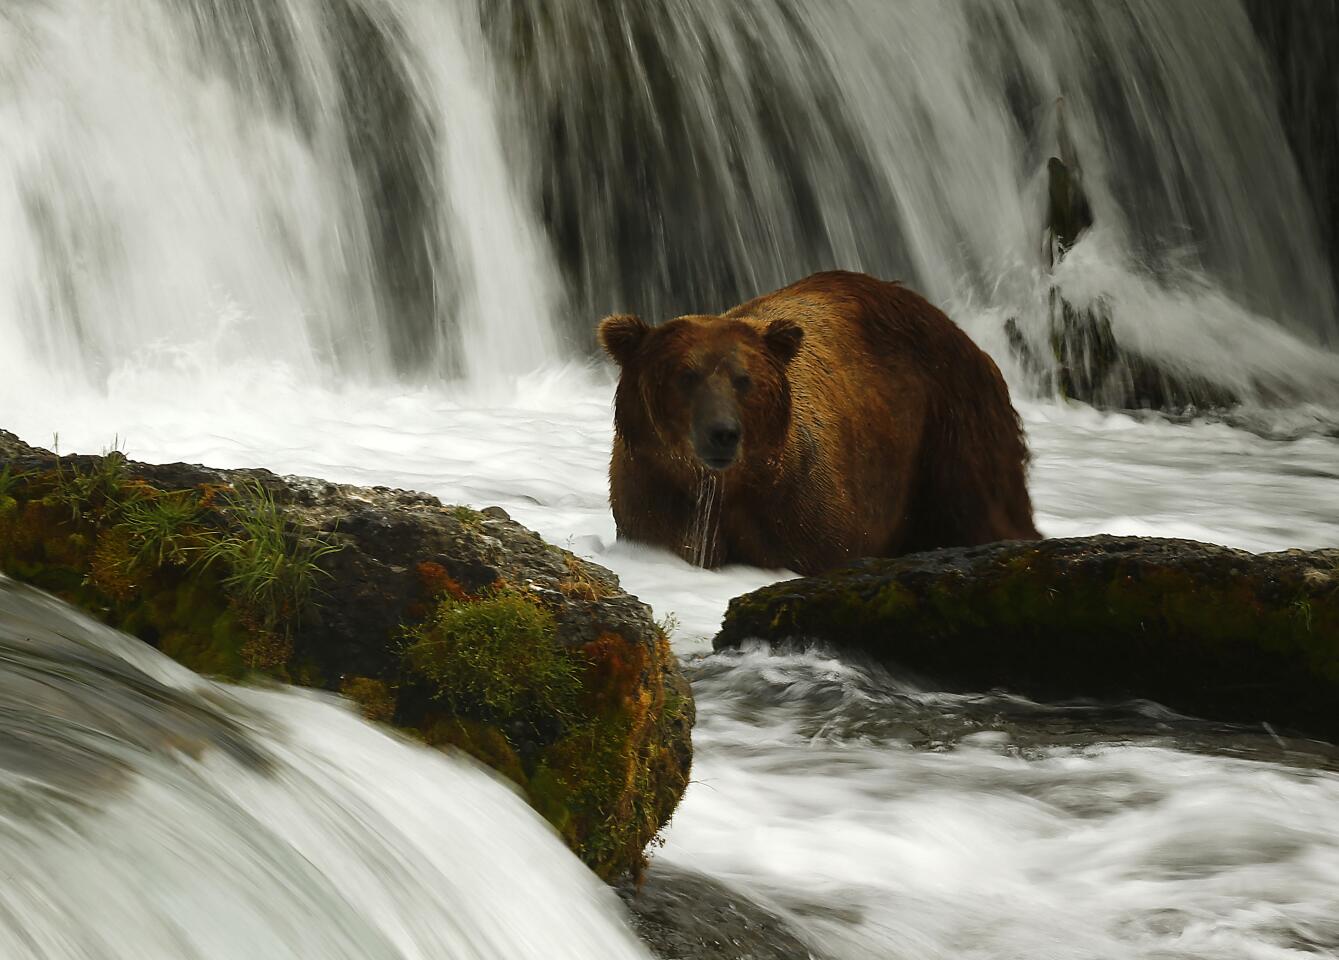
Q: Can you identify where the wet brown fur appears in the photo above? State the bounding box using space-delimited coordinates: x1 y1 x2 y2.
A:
599 270 1039 574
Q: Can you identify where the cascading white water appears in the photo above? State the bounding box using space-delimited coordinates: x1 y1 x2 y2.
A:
0 0 556 392
489 0 1339 404
0 575 651 960
3 0 1336 405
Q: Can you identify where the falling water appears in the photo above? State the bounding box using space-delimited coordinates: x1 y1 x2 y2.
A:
2 0 1336 405
0 0 556 391
486 0 1339 405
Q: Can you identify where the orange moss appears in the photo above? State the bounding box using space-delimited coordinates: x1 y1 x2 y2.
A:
418 560 470 600
581 631 648 713
194 482 231 509
88 526 138 600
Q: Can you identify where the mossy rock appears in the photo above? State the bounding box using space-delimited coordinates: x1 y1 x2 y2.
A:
0 429 693 881
716 536 1339 742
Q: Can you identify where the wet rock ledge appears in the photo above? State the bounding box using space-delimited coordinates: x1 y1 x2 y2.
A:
0 429 692 881
716 537 1339 742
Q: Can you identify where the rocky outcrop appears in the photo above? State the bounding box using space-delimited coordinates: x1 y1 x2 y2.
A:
1005 100 1239 414
0 429 692 881
716 536 1339 742
1006 295 1239 413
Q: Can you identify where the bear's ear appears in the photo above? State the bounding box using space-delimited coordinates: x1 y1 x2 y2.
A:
598 313 649 366
763 317 804 364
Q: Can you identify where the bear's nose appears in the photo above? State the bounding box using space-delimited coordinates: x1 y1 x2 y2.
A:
707 422 740 451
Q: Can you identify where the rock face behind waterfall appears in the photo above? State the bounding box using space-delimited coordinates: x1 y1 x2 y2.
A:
0 430 692 881
716 536 1339 742
1008 120 1241 414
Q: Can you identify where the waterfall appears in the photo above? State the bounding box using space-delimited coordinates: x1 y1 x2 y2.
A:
490 0 1339 401
0 575 650 959
0 0 557 390
1 0 1336 406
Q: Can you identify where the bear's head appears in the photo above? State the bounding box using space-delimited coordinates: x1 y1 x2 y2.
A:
598 312 804 473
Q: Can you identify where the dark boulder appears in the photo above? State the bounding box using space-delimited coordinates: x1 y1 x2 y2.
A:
716 536 1339 742
618 864 812 960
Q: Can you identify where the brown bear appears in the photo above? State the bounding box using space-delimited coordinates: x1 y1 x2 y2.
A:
598 270 1039 574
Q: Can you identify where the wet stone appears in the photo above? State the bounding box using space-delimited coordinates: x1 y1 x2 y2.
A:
716 536 1339 743
619 864 814 960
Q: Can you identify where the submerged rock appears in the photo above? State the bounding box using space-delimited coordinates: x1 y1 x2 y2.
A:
0 429 692 881
619 864 813 960
1006 298 1239 413
715 536 1339 743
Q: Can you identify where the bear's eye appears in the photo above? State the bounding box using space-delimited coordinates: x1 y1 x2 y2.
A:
677 369 701 390
733 374 753 394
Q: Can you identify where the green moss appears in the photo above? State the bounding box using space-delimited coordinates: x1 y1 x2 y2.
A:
402 595 685 880
872 582 917 620
405 588 579 722
341 676 397 723
532 711 667 875
139 579 251 677
0 457 339 683
0 464 24 515
526 631 689 880
424 715 527 785
450 505 483 528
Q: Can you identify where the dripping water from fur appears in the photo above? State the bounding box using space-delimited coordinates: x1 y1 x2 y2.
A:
687 471 722 569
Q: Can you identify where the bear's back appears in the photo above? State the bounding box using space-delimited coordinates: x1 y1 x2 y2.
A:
722 269 977 408
724 269 1037 557
723 270 957 368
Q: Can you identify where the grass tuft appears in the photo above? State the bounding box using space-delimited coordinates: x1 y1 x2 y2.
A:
195 478 341 634
49 446 137 523
119 490 205 568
